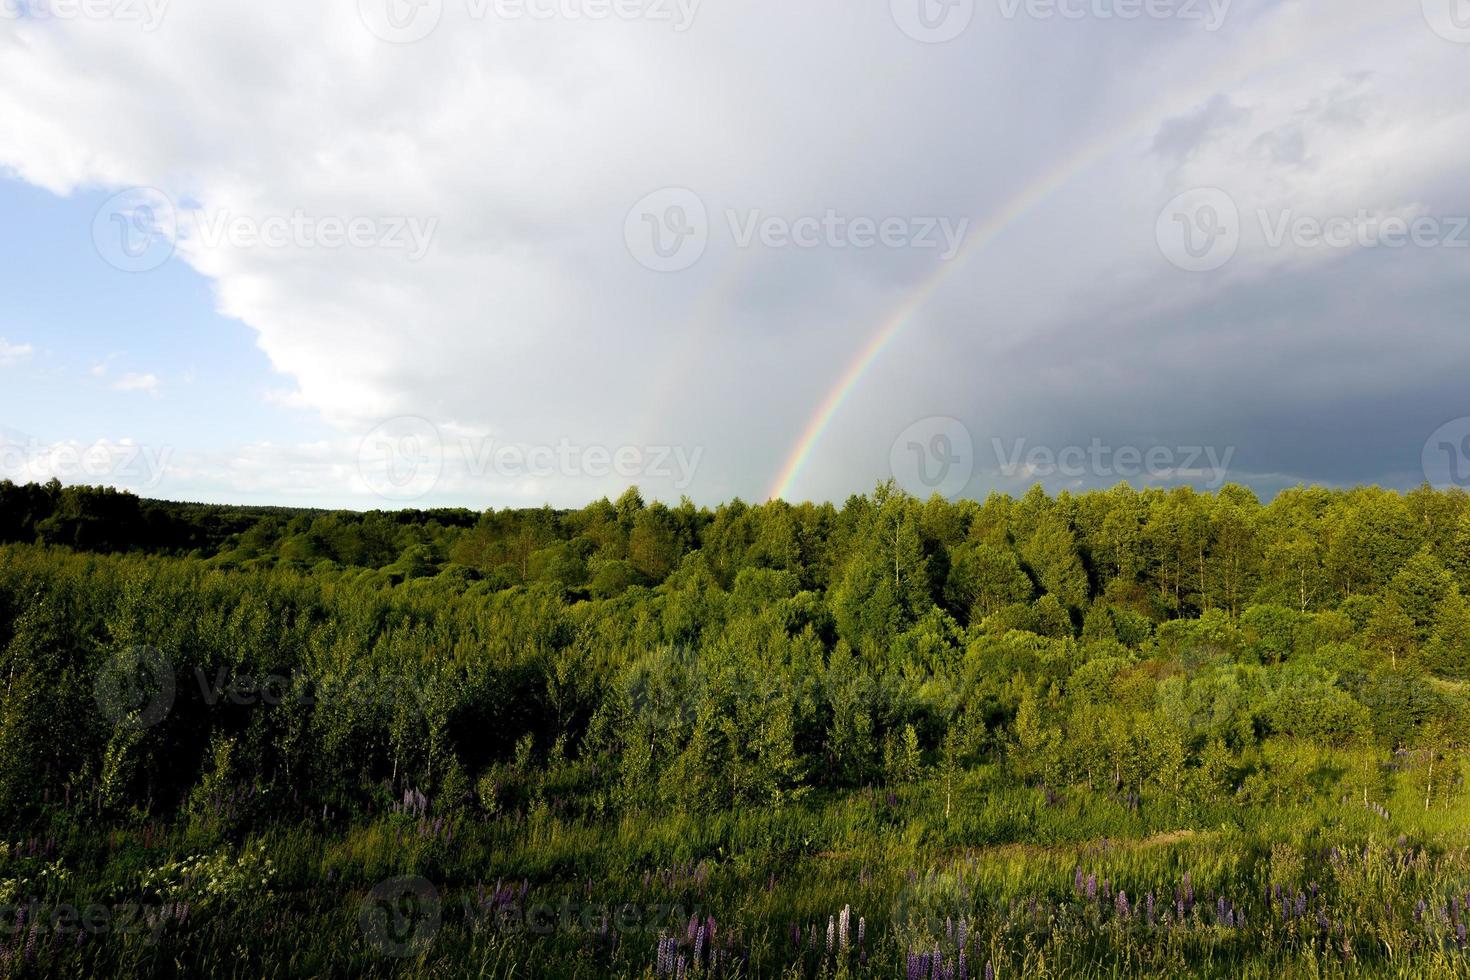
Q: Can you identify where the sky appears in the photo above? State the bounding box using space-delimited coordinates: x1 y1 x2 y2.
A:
1 0 1469 510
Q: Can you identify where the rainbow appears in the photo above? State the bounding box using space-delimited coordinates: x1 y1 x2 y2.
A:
765 155 1099 501
766 5 1415 503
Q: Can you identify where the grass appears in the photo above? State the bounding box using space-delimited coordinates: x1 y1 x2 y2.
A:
6 754 1470 978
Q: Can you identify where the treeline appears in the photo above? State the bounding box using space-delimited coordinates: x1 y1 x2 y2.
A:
1 480 1468 832
6 478 1470 645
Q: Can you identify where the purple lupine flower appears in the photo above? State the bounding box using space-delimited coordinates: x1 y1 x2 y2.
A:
1086 874 1097 901
1459 923 1467 949
1075 868 1085 894
839 905 851 951
985 960 995 980
1116 890 1130 920
1296 893 1307 918
1146 891 1155 926
858 916 866 948
957 917 967 948
827 916 835 954
694 926 705 965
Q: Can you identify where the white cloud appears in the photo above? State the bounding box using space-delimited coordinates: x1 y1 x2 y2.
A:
113 372 160 395
0 339 33 367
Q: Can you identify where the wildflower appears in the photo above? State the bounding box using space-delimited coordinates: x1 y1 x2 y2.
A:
1117 891 1130 920
839 905 851 951
858 916 866 948
694 925 705 965
985 960 995 980
656 935 675 975
827 916 835 954
1074 868 1084 894
1086 874 1097 901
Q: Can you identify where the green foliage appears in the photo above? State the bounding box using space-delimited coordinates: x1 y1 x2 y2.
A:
4 482 1470 976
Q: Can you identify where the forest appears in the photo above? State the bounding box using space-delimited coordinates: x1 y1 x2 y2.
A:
3 477 1470 977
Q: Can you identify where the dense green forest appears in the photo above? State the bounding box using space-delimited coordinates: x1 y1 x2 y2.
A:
4 477 1470 977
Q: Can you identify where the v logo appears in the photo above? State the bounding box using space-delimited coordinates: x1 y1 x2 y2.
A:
386 0 429 28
